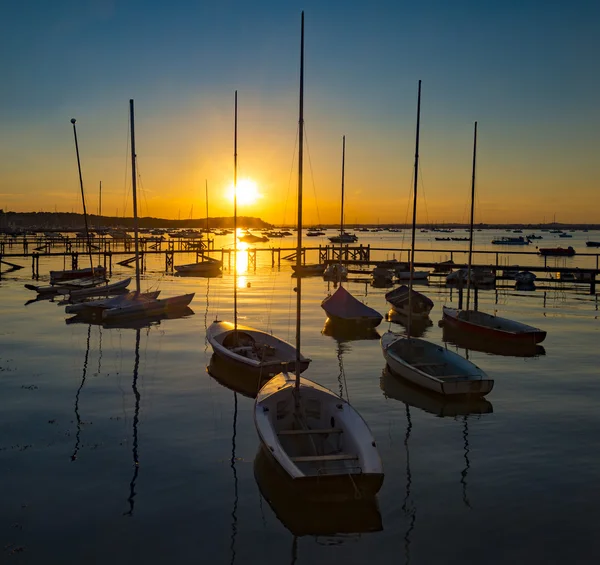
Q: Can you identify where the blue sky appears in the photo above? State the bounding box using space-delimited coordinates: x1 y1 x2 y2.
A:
1 0 598 223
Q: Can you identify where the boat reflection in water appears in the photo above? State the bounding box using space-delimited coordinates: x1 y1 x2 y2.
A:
321 318 380 342
385 309 433 339
65 306 194 329
254 445 383 537
442 325 546 358
381 365 493 556
380 366 493 417
206 353 268 399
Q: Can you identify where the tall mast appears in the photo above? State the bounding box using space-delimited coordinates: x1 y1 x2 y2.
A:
339 135 346 275
99 181 102 225
466 121 478 312
205 179 209 233
407 80 422 339
129 99 141 294
340 135 345 240
295 11 305 388
233 91 238 331
70 118 94 272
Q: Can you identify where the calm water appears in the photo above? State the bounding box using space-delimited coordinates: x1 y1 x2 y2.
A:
1 230 599 564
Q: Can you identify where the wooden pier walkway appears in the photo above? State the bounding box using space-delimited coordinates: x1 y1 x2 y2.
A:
1 238 598 293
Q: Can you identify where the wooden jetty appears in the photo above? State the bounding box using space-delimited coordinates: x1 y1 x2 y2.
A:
1 239 598 293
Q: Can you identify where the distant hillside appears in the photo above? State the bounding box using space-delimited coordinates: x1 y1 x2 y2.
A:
0 211 274 230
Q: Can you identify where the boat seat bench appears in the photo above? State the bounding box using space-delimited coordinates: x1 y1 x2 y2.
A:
278 428 342 436
290 453 357 463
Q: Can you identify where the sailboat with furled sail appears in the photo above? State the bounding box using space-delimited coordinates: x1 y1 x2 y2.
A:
207 92 310 379
254 13 384 497
99 100 194 322
321 136 383 329
381 82 493 397
441 123 546 346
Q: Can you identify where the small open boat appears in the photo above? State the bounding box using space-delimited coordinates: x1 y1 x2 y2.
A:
68 277 131 299
380 367 493 417
381 332 494 396
442 306 546 344
321 285 382 328
65 290 160 315
442 325 546 357
385 284 433 319
25 276 108 295
255 372 384 497
207 321 311 378
102 292 194 321
50 265 106 284
174 257 222 275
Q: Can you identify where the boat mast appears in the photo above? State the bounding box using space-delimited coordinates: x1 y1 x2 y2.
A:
70 118 94 272
340 135 345 241
205 179 209 233
339 135 346 278
407 80 422 339
129 99 141 294
99 181 102 226
295 11 305 390
234 91 238 332
465 121 477 312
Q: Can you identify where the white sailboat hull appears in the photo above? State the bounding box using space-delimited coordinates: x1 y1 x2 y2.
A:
68 277 131 299
207 321 311 378
101 293 194 320
254 373 384 496
381 331 494 396
65 290 160 314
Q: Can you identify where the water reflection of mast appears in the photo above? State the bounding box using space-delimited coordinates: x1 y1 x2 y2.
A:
124 328 141 516
402 404 416 565
461 415 471 509
230 392 239 565
71 324 92 461
336 341 350 402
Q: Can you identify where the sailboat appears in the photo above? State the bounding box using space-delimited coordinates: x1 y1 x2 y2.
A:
100 100 194 322
321 137 383 329
324 136 351 280
441 123 546 346
207 91 310 378
174 180 223 275
254 13 384 497
28 119 107 289
381 82 494 397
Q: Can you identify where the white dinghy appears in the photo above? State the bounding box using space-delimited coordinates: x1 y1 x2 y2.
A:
207 321 310 378
255 372 384 496
255 13 383 497
381 333 493 396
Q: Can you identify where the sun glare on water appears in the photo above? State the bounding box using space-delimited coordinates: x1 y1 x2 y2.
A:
227 178 261 206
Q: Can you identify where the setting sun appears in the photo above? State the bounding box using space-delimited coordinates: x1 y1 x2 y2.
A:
226 178 261 206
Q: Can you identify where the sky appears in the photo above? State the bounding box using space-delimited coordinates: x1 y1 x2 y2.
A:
1 0 599 225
